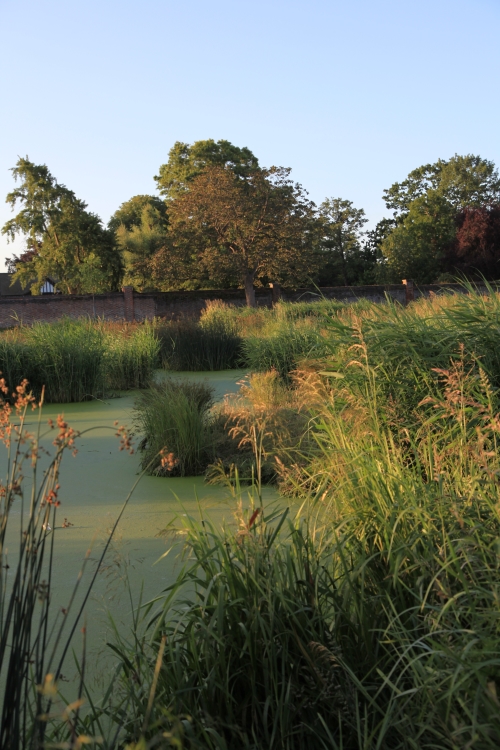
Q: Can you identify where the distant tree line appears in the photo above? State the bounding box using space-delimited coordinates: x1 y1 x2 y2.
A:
3 144 500 305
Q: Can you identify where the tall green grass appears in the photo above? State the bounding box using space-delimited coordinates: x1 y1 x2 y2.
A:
8 289 500 748
134 377 221 476
0 319 106 402
241 319 328 378
0 318 160 402
103 321 160 391
158 317 242 371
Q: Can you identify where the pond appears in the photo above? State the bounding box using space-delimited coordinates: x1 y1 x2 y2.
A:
3 370 280 691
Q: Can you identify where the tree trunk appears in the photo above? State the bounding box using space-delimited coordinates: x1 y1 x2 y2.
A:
244 272 256 307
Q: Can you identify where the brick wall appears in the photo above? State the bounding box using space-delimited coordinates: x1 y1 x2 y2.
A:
0 283 494 329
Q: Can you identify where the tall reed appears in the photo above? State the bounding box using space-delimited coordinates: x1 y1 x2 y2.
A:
103 320 160 391
158 318 242 371
0 378 138 749
0 319 106 402
0 318 161 402
134 377 220 476
241 319 327 378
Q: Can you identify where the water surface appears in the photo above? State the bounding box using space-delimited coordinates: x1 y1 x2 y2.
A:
2 370 279 691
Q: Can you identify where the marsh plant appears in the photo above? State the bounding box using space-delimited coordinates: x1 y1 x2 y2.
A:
0 318 160 402
134 377 223 476
157 318 242 372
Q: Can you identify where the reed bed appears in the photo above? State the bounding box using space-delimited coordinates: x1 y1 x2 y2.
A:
103 320 160 391
64 352 500 749
134 377 224 476
68 289 500 749
157 317 242 372
0 318 160 401
6 288 500 749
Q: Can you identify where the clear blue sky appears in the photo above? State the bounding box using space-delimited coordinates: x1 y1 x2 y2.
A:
1 0 499 269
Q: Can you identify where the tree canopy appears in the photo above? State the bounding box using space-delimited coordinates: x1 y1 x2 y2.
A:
380 193 456 283
152 165 320 306
317 199 371 285
2 158 122 294
108 194 167 233
115 203 169 292
380 154 500 282
383 154 500 219
154 139 259 201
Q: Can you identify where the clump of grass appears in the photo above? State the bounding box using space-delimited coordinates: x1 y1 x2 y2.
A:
241 319 328 378
157 316 242 371
134 377 220 476
0 318 162 402
274 297 347 321
208 369 320 486
103 320 160 391
0 318 106 402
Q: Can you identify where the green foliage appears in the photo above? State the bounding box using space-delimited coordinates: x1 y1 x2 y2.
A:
379 192 456 282
0 319 160 402
85 355 500 747
134 377 217 476
318 197 372 285
115 203 169 291
25 288 500 748
242 319 326 378
383 153 500 218
379 154 500 283
154 139 259 200
2 158 122 294
103 321 161 390
0 319 106 402
108 194 167 233
158 316 242 371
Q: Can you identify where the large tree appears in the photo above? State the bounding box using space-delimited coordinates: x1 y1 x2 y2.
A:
317 198 370 285
2 158 122 294
380 193 456 283
445 204 500 279
153 165 320 306
383 154 500 219
115 204 169 291
155 139 259 201
108 194 167 233
379 154 500 282
109 195 169 291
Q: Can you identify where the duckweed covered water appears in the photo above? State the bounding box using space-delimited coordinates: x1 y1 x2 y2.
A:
3 370 278 690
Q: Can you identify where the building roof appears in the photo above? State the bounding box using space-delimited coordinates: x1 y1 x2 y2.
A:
0 273 31 296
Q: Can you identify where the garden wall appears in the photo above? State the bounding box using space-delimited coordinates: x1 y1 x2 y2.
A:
0 282 494 328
